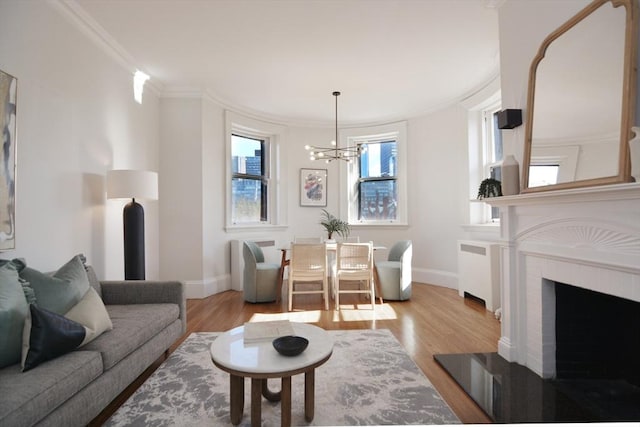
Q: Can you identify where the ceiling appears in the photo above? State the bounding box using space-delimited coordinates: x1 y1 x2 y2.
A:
73 0 501 126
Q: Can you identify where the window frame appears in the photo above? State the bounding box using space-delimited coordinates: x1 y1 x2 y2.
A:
231 134 269 222
225 111 287 231
340 122 408 227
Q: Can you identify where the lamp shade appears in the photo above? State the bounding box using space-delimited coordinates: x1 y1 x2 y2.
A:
107 170 158 200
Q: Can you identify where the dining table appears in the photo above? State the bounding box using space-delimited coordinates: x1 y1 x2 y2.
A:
277 242 386 306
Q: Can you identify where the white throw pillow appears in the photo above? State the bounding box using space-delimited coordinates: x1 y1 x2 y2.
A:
65 287 113 346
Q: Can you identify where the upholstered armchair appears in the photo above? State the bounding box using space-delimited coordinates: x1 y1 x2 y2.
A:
376 240 412 301
242 241 280 303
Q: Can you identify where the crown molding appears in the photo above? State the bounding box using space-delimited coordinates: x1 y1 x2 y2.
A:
48 0 163 95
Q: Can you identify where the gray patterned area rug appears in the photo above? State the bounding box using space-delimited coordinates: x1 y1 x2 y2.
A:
106 329 459 426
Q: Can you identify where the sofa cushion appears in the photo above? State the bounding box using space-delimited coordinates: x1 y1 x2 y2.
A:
0 350 102 427
0 262 29 368
19 254 91 315
21 304 86 371
83 303 179 370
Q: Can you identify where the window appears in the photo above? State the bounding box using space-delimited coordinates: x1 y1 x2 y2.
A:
528 164 559 187
231 134 268 222
341 122 407 226
358 140 397 220
226 111 286 230
485 107 503 221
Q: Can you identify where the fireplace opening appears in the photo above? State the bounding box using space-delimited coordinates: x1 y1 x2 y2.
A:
554 281 640 420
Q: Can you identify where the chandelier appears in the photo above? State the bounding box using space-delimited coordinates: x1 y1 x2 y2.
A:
305 91 365 163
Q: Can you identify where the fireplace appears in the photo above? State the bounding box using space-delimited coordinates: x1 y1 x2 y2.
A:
487 183 640 380
554 281 640 386
433 183 640 422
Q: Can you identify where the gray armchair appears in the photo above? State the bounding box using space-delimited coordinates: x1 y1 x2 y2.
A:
376 240 412 301
242 241 280 303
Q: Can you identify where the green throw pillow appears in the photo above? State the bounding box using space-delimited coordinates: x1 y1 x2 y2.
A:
19 254 91 315
21 304 86 372
0 262 29 368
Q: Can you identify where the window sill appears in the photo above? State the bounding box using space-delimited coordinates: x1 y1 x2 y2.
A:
350 222 410 230
461 223 500 234
225 224 288 233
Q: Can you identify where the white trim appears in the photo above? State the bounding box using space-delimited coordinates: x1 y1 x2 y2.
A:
225 111 288 229
184 275 231 299
49 0 162 95
412 268 458 290
339 122 408 225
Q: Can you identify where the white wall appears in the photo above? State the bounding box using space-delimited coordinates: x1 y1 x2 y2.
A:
0 1 160 279
10 0 617 296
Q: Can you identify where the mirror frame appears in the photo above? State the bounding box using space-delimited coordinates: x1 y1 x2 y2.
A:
522 0 638 193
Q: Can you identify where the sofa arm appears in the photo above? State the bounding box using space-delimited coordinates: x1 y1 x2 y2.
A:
100 280 186 334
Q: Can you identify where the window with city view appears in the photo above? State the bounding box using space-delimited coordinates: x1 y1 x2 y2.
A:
358 140 398 221
231 134 268 223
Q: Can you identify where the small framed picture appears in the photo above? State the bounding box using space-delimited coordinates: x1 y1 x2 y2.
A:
300 168 327 207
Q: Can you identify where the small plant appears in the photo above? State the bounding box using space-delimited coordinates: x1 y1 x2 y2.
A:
477 178 502 199
320 209 350 240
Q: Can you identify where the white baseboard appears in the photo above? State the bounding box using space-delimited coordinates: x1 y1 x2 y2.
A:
185 274 231 299
412 268 458 290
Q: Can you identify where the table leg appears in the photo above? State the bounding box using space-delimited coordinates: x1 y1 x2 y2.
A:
304 369 315 421
251 378 262 427
281 376 292 427
261 379 282 402
229 374 244 425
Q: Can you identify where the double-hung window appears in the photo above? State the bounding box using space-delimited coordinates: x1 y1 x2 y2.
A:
226 111 286 229
358 140 398 220
484 106 503 221
341 122 407 226
231 134 268 223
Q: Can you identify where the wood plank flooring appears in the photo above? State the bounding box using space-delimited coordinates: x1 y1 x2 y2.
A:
91 282 501 425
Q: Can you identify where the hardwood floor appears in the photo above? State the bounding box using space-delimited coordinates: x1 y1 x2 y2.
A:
91 282 501 425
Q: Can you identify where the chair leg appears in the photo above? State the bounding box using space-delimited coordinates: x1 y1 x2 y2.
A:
288 278 293 311
370 279 375 310
323 277 329 310
335 277 340 311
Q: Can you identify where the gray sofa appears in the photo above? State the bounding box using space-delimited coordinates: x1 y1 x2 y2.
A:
0 266 186 427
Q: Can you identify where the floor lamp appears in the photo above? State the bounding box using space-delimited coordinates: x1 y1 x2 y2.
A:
107 170 158 280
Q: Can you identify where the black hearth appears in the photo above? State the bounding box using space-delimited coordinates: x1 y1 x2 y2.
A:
435 283 640 422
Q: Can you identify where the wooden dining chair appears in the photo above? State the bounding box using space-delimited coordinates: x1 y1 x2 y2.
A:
288 243 329 311
334 242 374 310
278 237 323 302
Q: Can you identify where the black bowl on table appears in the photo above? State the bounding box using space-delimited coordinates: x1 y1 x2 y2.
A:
272 335 309 356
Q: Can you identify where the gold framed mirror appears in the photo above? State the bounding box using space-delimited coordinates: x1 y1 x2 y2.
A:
522 0 638 193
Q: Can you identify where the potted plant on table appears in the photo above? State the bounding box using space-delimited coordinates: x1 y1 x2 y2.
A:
320 209 350 241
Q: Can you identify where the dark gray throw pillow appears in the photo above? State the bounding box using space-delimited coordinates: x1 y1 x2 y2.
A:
22 304 86 372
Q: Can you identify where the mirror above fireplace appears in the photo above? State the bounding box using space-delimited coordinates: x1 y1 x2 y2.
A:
522 0 638 193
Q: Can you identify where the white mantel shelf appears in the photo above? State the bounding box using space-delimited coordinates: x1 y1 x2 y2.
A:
481 182 640 207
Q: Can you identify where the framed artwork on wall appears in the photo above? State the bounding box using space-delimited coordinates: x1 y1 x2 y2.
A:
300 168 327 207
0 69 16 250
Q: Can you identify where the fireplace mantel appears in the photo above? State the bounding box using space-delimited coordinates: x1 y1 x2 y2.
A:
483 182 640 207
481 182 640 378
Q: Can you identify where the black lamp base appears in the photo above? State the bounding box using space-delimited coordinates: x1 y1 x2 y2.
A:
123 199 145 280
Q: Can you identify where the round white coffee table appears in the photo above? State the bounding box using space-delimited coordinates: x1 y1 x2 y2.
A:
210 322 333 427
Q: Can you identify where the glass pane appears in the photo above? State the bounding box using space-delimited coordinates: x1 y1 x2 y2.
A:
359 180 397 220
232 178 263 222
529 165 559 188
232 134 263 176
359 140 397 179
492 112 503 162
